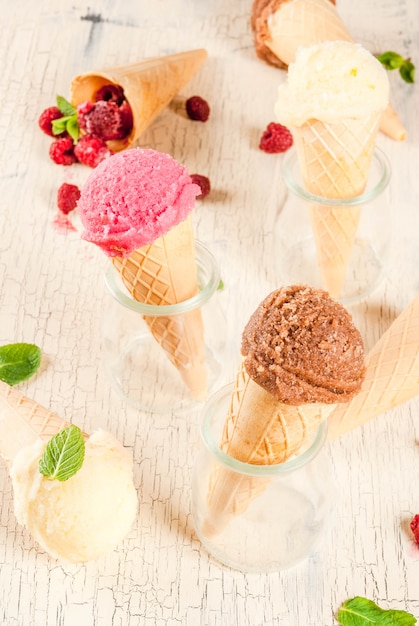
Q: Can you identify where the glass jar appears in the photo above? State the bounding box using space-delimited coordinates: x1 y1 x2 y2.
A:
191 384 332 572
101 241 225 414
274 148 392 305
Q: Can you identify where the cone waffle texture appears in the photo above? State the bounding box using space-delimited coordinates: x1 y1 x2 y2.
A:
202 360 334 536
251 0 406 141
328 294 419 439
71 49 207 151
293 114 380 298
0 381 70 465
111 216 207 401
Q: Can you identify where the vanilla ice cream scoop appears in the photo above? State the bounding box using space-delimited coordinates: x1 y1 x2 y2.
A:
275 41 389 127
0 382 138 563
10 429 138 563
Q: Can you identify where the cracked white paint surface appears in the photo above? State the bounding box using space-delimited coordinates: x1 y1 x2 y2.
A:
1 0 419 624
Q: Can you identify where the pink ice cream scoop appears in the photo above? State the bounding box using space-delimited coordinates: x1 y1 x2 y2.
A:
77 148 200 257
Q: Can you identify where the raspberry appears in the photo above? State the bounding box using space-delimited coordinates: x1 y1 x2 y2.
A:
259 122 293 154
411 514 419 546
77 100 133 141
186 96 210 122
95 83 126 106
49 137 77 166
57 183 81 215
119 101 134 136
77 101 95 127
38 106 63 137
74 134 113 168
190 174 211 199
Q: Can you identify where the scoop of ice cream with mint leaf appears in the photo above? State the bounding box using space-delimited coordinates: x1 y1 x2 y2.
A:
0 369 137 563
10 425 138 562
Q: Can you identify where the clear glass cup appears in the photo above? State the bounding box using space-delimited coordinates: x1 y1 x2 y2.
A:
101 241 226 414
191 384 332 572
274 148 392 305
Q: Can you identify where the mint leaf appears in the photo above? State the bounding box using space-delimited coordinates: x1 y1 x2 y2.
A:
66 115 80 142
400 60 415 84
56 95 76 117
39 425 85 481
0 343 41 385
51 113 80 141
51 117 69 136
337 597 417 626
377 51 405 70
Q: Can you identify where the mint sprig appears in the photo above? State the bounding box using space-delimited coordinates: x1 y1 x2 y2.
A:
399 60 415 84
39 425 85 481
377 51 415 84
337 597 417 625
0 343 41 386
52 95 80 142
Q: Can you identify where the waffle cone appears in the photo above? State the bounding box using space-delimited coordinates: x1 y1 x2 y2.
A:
250 0 406 141
328 294 419 439
202 360 334 536
111 216 207 401
71 49 208 152
292 114 380 297
0 381 72 465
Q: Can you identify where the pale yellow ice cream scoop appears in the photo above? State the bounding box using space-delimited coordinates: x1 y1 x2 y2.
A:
275 41 389 127
10 429 138 563
0 381 137 563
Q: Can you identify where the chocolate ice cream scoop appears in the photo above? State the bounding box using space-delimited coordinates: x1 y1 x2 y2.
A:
242 285 365 405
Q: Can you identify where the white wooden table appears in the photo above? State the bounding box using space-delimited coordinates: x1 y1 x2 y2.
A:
1 1 418 624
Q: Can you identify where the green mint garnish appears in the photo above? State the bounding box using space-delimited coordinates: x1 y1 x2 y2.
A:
377 51 405 70
217 278 224 291
377 51 415 83
52 95 80 142
51 117 68 135
65 115 81 142
39 425 85 481
0 343 41 386
399 59 415 84
56 95 77 117
337 596 417 625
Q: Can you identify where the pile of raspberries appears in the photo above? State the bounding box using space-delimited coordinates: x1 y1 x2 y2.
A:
38 84 133 168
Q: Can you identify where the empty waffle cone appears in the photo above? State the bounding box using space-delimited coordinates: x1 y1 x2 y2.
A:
71 48 208 152
202 360 335 537
250 0 406 141
111 215 208 401
0 381 73 466
328 294 419 439
293 114 380 298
